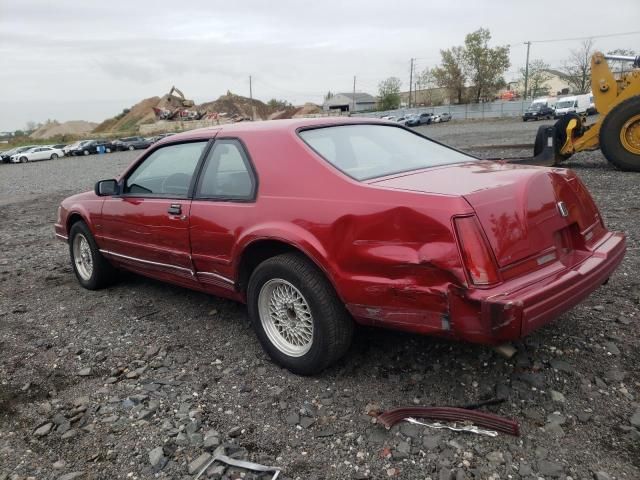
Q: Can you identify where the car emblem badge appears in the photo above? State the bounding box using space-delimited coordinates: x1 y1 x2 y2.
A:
557 201 569 217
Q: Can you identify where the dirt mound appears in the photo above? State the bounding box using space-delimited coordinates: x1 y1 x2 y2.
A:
267 103 322 120
30 120 98 139
198 92 270 120
93 96 161 133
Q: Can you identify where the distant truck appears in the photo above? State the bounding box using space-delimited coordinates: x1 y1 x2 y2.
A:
522 97 557 121
554 94 591 118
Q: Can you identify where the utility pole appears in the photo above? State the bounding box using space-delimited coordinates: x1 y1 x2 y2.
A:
249 75 256 121
409 58 414 108
352 75 356 114
523 42 531 100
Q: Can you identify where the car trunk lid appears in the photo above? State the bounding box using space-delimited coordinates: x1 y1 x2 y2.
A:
369 161 602 268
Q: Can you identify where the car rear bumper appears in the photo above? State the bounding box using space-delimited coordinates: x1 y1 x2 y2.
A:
459 231 626 343
346 231 626 344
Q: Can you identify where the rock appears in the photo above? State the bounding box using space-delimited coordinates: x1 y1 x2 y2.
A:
57 473 83 480
52 460 66 470
486 451 504 465
545 422 565 438
423 435 441 450
125 371 139 379
393 441 411 460
228 426 242 438
547 413 566 425
77 368 91 376
203 435 220 449
603 342 620 355
550 359 574 373
519 462 533 476
550 390 566 403
144 345 160 359
34 423 53 437
514 372 545 389
630 411 640 428
593 472 612 480
604 369 626 383
538 460 563 477
148 446 167 472
61 429 79 440
188 453 212 475
285 412 300 425
299 416 315 429
399 422 422 439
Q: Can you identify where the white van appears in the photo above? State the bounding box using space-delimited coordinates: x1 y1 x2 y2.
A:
554 94 590 118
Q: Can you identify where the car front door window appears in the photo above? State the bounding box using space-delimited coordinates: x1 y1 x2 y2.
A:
125 142 208 197
195 140 255 200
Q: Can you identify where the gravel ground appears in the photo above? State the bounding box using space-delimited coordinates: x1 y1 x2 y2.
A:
1 118 639 480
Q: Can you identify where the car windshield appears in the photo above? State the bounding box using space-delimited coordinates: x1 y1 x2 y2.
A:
529 103 543 110
299 124 475 181
557 100 574 108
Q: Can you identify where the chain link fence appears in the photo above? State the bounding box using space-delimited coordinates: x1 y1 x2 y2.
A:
354 99 534 121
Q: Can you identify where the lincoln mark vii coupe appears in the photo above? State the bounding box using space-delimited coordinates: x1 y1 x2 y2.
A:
55 118 626 374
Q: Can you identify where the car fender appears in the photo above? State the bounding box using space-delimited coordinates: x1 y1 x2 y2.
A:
233 221 341 294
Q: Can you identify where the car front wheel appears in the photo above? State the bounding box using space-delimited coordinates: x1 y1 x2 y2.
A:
128 145 135 151
69 221 117 290
247 253 353 375
50 153 58 160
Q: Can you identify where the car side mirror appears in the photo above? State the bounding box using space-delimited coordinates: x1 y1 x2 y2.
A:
95 179 119 196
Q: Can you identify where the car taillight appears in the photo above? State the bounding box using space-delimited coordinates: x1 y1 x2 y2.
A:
454 216 500 286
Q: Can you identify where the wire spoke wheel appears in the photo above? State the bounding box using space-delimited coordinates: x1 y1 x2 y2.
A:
258 278 313 357
72 233 94 281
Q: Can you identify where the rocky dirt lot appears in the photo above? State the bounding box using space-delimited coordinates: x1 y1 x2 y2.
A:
1 119 638 480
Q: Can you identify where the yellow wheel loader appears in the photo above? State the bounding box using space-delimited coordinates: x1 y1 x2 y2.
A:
518 52 640 171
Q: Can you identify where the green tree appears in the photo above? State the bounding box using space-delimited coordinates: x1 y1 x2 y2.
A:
562 39 595 94
267 98 292 110
520 59 553 98
462 28 510 102
377 77 402 110
325 91 334 101
433 46 467 104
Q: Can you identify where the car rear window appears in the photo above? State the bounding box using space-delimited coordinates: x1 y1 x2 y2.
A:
299 124 475 180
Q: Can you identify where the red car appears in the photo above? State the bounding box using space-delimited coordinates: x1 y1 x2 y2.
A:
55 118 626 374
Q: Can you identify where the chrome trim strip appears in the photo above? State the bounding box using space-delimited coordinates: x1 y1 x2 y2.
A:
100 249 193 274
197 271 235 285
55 233 69 241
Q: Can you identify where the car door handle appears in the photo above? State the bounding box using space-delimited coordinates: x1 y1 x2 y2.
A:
167 204 182 215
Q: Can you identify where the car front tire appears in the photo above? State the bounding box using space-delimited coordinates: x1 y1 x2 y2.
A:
69 221 118 290
50 153 58 160
247 253 353 375
128 145 135 151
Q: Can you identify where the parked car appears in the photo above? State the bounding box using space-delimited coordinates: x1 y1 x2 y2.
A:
433 113 452 123
522 102 555 121
394 116 410 125
2 145 38 163
55 118 626 375
63 141 84 156
587 94 598 115
113 136 152 151
406 113 434 127
68 139 114 156
10 146 64 163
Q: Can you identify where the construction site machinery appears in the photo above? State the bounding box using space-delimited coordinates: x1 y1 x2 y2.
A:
515 51 640 171
167 86 195 108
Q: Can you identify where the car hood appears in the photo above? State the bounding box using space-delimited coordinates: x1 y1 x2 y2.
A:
369 161 601 267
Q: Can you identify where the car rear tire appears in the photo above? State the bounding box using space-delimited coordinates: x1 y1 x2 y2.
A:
599 96 640 172
247 253 353 375
50 153 58 160
128 145 135 151
69 221 118 290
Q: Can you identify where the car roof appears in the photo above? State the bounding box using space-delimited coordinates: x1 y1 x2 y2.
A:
154 117 390 146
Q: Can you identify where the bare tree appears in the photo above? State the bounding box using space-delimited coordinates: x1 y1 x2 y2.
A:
519 59 553 98
416 68 436 105
562 39 595 94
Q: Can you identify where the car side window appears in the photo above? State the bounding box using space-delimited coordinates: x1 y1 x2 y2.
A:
196 140 255 200
124 141 207 197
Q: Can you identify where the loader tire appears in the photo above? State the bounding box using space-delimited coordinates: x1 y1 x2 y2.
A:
600 96 640 172
552 113 583 160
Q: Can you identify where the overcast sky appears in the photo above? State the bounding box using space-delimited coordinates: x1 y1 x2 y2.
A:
1 0 639 131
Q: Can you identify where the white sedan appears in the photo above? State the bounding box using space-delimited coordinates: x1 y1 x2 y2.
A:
10 146 65 163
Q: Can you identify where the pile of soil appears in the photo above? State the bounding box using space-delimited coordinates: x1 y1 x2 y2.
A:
93 96 161 133
198 92 271 121
29 121 98 139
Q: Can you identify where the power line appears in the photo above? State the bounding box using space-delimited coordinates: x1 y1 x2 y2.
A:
528 30 640 44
